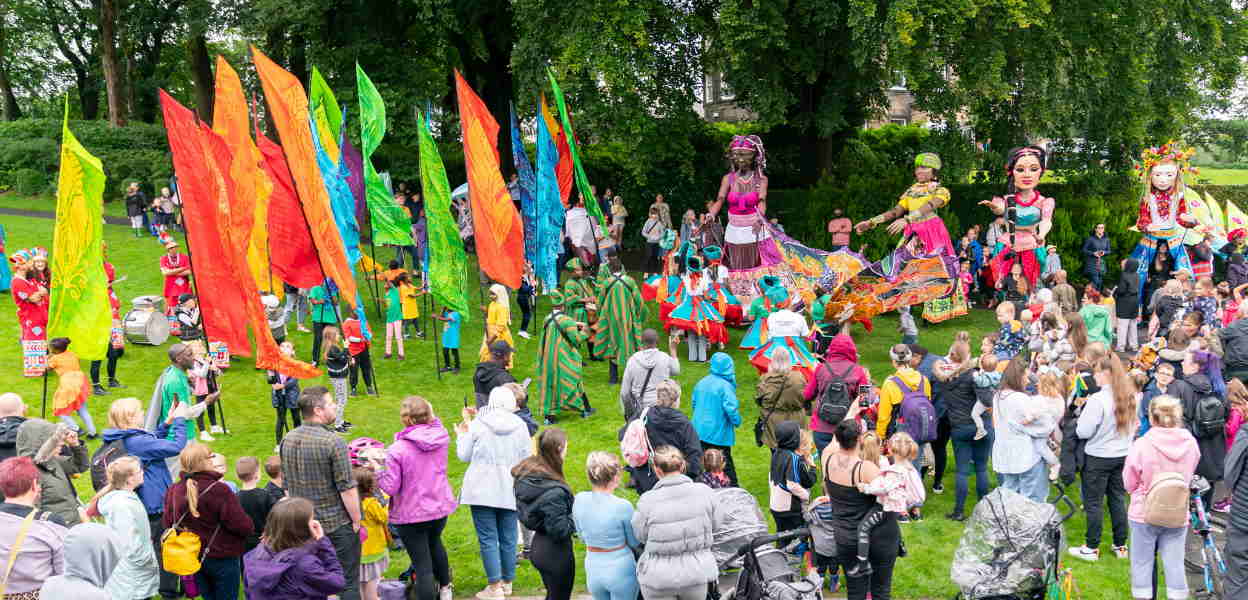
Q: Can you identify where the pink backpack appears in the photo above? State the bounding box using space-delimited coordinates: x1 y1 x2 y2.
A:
620 408 652 468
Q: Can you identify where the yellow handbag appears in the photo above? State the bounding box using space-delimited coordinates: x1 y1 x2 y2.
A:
161 480 221 576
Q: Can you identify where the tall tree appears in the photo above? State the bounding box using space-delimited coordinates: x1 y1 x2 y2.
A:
99 0 127 126
0 10 22 120
31 0 102 119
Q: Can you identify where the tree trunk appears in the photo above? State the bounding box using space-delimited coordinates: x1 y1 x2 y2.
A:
188 32 213 124
78 73 101 120
288 33 308 89
0 20 20 121
99 0 127 126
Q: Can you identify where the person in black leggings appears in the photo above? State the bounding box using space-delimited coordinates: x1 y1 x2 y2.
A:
820 420 900 600
513 428 576 600
89 345 124 395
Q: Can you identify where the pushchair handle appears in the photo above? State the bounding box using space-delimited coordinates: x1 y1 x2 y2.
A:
728 528 811 563
1052 482 1077 524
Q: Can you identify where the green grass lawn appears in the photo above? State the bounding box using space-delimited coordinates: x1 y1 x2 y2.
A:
1194 168 1248 185
0 209 1140 598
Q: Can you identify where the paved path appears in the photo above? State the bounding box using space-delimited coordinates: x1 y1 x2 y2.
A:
0 206 130 225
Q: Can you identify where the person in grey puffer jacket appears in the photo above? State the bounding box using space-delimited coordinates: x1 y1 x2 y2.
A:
455 386 532 599
1225 419 1248 599
632 446 717 600
618 329 680 421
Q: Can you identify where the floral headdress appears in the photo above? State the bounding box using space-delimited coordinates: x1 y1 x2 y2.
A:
1135 140 1198 180
30 247 48 262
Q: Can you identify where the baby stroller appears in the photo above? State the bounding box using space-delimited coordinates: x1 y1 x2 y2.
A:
710 487 820 600
950 485 1076 600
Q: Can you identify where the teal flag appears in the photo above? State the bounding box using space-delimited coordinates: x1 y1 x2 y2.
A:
546 68 607 231
356 64 413 246
418 110 469 319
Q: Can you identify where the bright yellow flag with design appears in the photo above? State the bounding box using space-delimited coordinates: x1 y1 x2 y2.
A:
49 99 111 361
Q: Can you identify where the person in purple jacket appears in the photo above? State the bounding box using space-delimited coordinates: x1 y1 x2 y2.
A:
101 395 191 600
376 396 458 600
244 497 346 599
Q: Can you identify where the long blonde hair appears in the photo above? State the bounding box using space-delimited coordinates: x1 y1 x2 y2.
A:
321 326 342 363
179 442 215 517
859 432 882 465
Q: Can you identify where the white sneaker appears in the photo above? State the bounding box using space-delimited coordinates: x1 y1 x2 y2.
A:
1068 545 1099 561
440 585 454 600
501 582 512 596
1113 545 1129 559
274 444 281 454
476 585 504 600
199 431 216 442
517 331 531 340
210 425 224 434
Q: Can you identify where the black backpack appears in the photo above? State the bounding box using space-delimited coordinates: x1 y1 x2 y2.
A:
1193 395 1227 439
817 363 857 425
90 438 130 491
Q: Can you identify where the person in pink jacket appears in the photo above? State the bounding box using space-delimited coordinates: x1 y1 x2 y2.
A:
375 396 457 600
1123 395 1200 600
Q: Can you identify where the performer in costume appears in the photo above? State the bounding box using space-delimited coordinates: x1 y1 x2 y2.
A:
0 223 9 292
590 257 647 384
642 230 678 302
748 285 819 379
561 257 601 361
665 255 727 363
702 246 744 331
1129 142 1200 302
809 284 836 357
980 146 1055 289
708 135 783 301
477 283 515 369
535 290 593 424
90 242 126 395
48 337 94 437
856 152 956 257
159 233 192 312
738 275 782 351
10 248 49 377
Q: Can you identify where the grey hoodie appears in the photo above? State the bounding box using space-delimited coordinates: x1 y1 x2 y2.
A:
38 523 122 600
619 348 680 417
455 407 532 510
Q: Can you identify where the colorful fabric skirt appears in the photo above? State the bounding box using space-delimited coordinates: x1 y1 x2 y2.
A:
0 254 9 292
923 281 969 323
1131 229 1193 304
22 339 46 377
738 317 768 351
988 245 1046 289
666 296 727 344
748 336 818 380
708 282 745 325
903 217 956 257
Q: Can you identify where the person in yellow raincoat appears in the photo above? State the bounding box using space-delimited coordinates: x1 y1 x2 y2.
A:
479 283 515 368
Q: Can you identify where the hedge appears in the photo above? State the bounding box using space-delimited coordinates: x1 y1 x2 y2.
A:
0 119 173 201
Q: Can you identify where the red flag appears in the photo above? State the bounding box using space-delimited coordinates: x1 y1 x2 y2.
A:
258 131 322 288
455 71 524 289
158 90 252 356
251 46 358 308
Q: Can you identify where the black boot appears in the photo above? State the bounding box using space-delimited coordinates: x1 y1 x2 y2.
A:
108 378 124 389
543 415 558 426
92 383 108 396
608 361 619 385
845 558 873 578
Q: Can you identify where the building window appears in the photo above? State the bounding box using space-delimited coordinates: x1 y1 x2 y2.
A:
890 117 909 126
719 75 735 101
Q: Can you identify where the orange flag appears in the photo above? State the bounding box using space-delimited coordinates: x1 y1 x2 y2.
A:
251 46 357 308
455 70 524 289
209 59 320 379
212 56 279 298
158 90 252 357
540 94 573 208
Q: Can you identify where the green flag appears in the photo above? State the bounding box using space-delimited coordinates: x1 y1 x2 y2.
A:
356 64 413 246
546 67 607 231
49 99 111 361
418 110 469 319
309 66 342 161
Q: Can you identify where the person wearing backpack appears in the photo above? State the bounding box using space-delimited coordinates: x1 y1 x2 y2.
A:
804 334 869 454
1174 350 1227 508
1070 353 1135 562
875 345 935 465
1122 395 1199 600
162 442 255 600
101 396 192 600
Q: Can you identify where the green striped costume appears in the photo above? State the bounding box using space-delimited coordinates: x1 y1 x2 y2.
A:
562 276 594 326
590 271 646 361
536 308 588 417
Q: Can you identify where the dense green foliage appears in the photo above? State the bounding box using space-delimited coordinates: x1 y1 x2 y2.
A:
0 118 171 197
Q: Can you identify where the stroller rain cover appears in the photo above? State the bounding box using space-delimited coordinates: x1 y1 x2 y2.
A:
711 487 770 567
950 487 1065 599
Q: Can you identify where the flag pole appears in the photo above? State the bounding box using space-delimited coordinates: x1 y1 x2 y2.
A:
40 369 47 419
430 290 442 381
178 202 228 435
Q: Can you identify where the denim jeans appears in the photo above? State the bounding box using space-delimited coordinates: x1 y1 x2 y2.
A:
471 505 519 583
1129 520 1187 599
194 556 241 600
951 425 994 512
998 457 1049 503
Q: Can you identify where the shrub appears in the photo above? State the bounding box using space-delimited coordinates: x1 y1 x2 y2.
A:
13 168 47 196
0 119 171 199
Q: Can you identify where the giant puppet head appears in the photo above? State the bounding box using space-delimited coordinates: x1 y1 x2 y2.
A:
1136 141 1197 196
1005 146 1046 194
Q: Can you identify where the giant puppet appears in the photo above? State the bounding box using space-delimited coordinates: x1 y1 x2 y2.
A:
1129 142 1200 301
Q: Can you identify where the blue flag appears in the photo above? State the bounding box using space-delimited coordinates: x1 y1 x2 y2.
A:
311 111 373 339
510 103 538 267
534 102 565 291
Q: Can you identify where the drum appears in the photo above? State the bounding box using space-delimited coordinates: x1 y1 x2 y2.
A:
131 295 165 312
124 308 170 345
